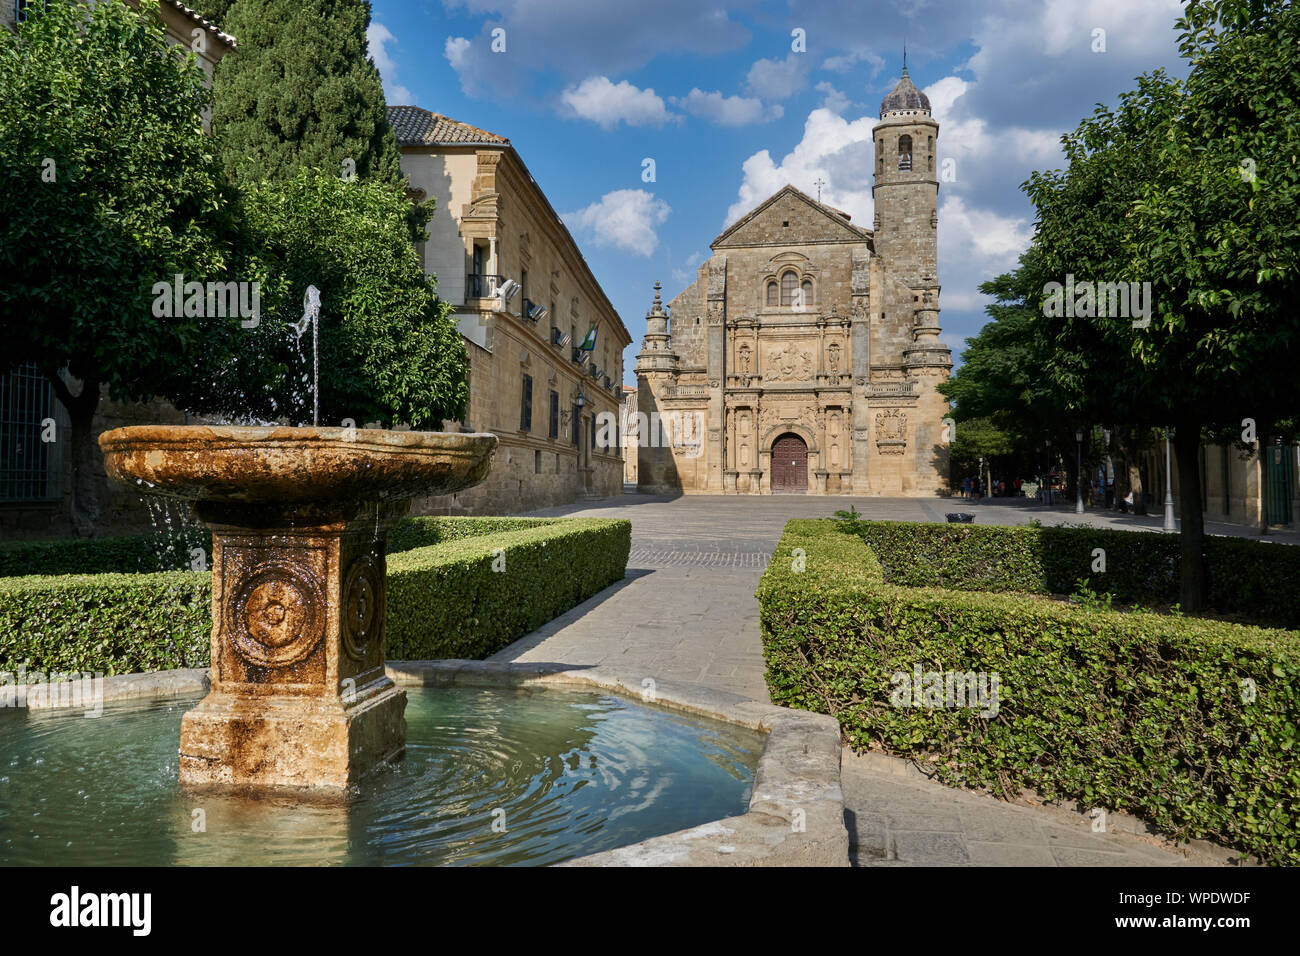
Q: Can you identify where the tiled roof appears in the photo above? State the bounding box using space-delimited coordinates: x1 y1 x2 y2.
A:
164 0 237 48
386 106 510 147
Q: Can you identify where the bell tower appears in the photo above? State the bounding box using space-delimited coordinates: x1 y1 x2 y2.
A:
872 65 939 286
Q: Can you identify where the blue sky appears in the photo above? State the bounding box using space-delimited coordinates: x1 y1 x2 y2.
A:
367 0 1192 386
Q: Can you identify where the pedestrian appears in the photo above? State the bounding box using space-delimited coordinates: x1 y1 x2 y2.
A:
961 476 970 498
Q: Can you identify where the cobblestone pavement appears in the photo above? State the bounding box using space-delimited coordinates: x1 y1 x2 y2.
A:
490 492 1262 866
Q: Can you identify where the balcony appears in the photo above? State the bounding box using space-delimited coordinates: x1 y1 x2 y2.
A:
466 273 505 299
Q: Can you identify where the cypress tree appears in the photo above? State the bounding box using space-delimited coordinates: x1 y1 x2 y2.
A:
211 0 403 186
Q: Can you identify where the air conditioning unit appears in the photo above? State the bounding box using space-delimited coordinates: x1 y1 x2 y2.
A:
528 302 549 323
551 327 570 348
571 347 584 364
603 376 612 390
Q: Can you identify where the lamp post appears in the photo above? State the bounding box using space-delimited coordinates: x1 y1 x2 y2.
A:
1075 428 1084 514
1163 427 1176 532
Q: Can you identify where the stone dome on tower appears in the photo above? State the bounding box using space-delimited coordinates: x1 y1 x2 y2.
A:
880 67 931 117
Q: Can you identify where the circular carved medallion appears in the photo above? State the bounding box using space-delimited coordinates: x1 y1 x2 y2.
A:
229 563 323 668
341 554 384 661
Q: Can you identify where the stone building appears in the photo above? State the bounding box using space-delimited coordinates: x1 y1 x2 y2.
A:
388 106 630 514
618 386 638 485
637 70 952 496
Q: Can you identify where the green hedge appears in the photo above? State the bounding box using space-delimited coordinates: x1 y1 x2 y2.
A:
843 519 1300 629
0 515 563 578
758 519 1300 865
0 528 214 577
0 517 630 676
386 518 630 659
0 571 211 675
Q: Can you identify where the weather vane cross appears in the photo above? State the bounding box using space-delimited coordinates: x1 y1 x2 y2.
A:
814 176 825 201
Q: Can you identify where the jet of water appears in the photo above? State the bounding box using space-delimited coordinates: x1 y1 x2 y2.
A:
293 285 321 426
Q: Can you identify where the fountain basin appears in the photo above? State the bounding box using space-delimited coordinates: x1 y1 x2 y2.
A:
97 425 498 791
100 425 495 513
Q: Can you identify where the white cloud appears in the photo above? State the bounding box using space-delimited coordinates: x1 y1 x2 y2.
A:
745 53 809 101
674 88 782 126
821 48 885 76
560 76 676 129
672 251 705 284
563 189 671 257
815 81 853 113
725 108 877 227
368 23 412 104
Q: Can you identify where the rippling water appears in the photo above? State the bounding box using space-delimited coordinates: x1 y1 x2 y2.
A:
0 687 763 866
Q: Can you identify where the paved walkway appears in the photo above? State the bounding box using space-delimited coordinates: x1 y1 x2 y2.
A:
491 493 1259 866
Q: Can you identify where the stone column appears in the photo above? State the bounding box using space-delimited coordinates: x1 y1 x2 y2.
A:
179 500 409 791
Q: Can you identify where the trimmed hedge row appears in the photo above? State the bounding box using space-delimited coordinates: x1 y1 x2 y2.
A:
0 571 211 675
757 519 1300 865
386 518 631 659
843 519 1300 629
0 515 564 578
0 517 630 676
0 528 213 577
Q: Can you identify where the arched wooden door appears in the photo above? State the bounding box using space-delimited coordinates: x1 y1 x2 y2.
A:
771 433 808 493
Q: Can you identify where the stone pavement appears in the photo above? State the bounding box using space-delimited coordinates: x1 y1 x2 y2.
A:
489 492 1266 866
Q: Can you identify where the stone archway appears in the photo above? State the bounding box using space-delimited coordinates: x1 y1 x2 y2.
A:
771 433 809 493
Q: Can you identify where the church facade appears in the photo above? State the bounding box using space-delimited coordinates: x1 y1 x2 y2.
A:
636 69 953 496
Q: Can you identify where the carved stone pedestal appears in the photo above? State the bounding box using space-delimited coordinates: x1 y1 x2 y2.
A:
179 501 409 790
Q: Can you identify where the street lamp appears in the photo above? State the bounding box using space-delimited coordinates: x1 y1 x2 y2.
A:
1075 428 1084 514
1163 426 1176 532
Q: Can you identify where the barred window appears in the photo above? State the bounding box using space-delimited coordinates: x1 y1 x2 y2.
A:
1 363 64 502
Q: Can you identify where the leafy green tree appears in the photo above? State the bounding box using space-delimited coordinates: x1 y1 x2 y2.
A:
210 0 403 187
178 170 468 429
1023 0 1300 609
0 0 242 536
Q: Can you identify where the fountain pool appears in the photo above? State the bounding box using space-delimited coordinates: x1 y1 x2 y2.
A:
0 685 763 866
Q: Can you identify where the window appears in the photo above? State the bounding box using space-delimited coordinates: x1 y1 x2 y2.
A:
535 449 542 474
519 374 532 431
928 136 934 172
1 363 63 502
898 135 913 171
780 271 798 307
800 279 814 306
15 1 45 24
590 415 596 450
766 281 778 306
572 404 580 446
548 390 559 439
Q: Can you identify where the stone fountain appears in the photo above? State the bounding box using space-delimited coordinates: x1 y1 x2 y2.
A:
99 425 496 790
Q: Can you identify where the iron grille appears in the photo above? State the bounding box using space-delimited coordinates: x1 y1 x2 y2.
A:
1 363 65 502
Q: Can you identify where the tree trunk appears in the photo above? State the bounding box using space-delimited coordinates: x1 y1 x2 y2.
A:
1172 423 1206 613
46 371 101 538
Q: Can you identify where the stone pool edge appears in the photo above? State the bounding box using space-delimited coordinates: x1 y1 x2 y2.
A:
3 662 849 868
390 660 849 868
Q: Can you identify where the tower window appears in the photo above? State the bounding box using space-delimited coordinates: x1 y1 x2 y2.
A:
898 135 913 171
780 271 798 307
